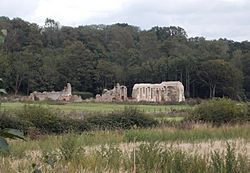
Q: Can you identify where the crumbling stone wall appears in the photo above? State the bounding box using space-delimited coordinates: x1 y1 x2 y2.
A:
29 83 82 102
132 81 185 102
96 83 128 102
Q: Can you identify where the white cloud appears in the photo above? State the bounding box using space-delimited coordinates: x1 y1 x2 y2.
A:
29 0 128 25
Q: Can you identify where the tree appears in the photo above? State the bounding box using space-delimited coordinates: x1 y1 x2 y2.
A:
57 41 96 92
4 52 29 95
94 59 123 93
0 78 6 94
0 16 250 99
242 53 250 99
197 59 243 99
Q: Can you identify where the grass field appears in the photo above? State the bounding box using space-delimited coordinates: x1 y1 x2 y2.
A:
0 102 190 113
2 124 250 172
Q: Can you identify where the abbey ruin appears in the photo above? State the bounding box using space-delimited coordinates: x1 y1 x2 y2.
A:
132 81 185 102
29 83 82 102
96 83 128 102
95 81 185 103
28 81 184 103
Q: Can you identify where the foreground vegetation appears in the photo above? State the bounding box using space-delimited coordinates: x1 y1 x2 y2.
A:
8 124 250 149
1 98 250 172
1 125 250 172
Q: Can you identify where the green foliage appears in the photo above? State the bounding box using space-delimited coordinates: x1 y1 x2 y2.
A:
3 142 250 172
73 91 93 100
1 102 190 114
124 124 250 142
1 17 250 99
0 29 7 44
94 145 122 171
0 110 32 131
192 98 249 125
16 105 63 133
14 105 89 134
0 78 6 95
210 143 249 173
2 124 250 172
0 105 157 135
60 134 78 161
87 107 158 130
0 128 25 154
197 60 243 98
0 78 25 154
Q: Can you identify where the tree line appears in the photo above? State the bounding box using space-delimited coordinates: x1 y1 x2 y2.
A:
0 17 250 100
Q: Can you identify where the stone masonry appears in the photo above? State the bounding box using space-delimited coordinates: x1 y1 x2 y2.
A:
29 83 82 102
96 83 128 102
132 81 185 102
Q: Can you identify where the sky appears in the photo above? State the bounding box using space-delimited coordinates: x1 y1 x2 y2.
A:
1 0 249 41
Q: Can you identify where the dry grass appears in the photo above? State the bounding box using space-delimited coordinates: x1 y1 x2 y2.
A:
1 124 250 172
1 139 250 172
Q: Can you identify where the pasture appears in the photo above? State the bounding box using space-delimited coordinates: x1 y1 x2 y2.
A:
0 101 190 113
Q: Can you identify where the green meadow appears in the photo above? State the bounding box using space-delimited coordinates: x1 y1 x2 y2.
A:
0 102 190 113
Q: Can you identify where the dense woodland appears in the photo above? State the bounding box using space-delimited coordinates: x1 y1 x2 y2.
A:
0 17 250 99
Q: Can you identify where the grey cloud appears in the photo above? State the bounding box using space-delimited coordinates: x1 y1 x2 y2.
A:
83 0 250 41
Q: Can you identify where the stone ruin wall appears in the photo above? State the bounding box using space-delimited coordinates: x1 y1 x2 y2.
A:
95 83 128 102
132 81 185 102
29 81 184 103
29 83 82 102
95 81 185 103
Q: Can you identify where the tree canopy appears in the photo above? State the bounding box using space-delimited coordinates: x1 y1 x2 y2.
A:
0 17 250 100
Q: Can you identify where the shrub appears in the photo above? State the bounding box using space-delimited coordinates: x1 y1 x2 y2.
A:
86 107 158 130
73 91 93 100
0 110 32 132
15 105 89 134
192 98 249 125
15 105 64 133
1 105 156 135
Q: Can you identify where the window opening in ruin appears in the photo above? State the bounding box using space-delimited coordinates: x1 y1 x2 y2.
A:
156 89 159 102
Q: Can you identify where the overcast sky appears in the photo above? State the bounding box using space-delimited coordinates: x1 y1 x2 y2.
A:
1 0 249 41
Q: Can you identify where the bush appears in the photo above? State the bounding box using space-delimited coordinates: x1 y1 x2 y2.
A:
15 105 89 134
192 98 249 125
0 110 32 132
1 105 156 135
73 91 93 100
15 105 63 133
86 107 158 130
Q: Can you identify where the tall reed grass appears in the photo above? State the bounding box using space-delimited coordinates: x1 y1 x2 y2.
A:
1 142 249 173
